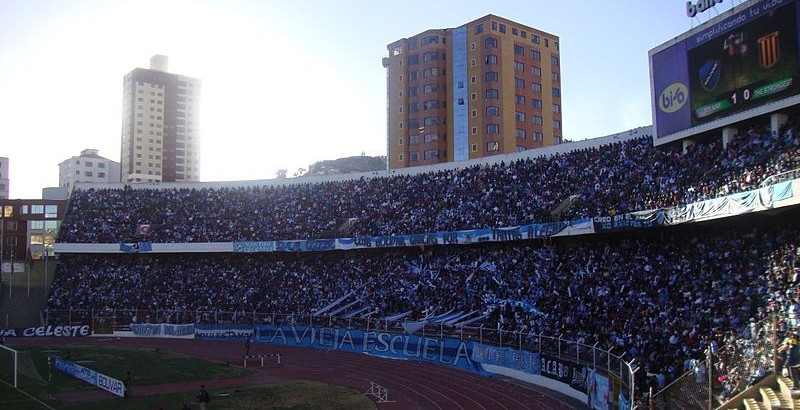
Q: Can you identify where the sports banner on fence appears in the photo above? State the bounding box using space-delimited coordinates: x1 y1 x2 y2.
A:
55 357 125 397
129 323 195 338
540 354 591 394
234 218 594 254
195 324 254 341
254 324 484 374
0 325 90 338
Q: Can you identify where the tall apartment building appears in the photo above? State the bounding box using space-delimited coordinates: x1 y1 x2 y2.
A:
58 149 121 194
121 55 201 182
384 15 562 169
0 157 8 199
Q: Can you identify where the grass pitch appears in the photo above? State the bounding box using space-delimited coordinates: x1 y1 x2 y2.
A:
0 345 376 410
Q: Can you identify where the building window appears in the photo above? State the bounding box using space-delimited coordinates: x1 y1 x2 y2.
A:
31 205 44 214
421 35 439 45
532 50 541 60
410 152 419 162
409 135 419 145
553 120 561 129
533 35 540 44
552 88 561 98
486 106 500 116
423 100 440 110
472 126 478 135
515 78 525 88
486 124 500 134
474 24 483 35
409 70 418 81
471 59 476 67
2 205 12 218
532 82 542 93
423 67 438 78
514 44 524 55
515 95 525 105
423 84 439 94
491 21 497 31
423 51 439 62
485 71 499 82
471 93 477 100
408 87 418 97
521 30 527 38
487 141 500 151
512 28 519 35
534 132 543 141
515 111 525 122
514 61 524 71
409 103 419 113
423 117 439 126
458 81 464 89
409 119 420 129
499 24 506 34
532 98 543 109
552 72 560 82
85 171 93 177
533 116 543 125
470 75 476 84
516 129 526 139
424 133 439 143
471 109 477 118
532 66 541 77
408 54 419 65
486 55 498 64
484 37 498 48
399 153 404 162
553 104 561 113
424 150 439 159
544 38 549 48
485 89 499 99
551 56 559 66
45 205 57 218
471 143 478 152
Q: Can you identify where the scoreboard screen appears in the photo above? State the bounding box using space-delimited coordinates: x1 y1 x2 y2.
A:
651 0 800 140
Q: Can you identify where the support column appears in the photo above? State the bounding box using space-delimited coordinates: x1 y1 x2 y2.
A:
721 127 738 150
771 113 788 137
682 138 696 154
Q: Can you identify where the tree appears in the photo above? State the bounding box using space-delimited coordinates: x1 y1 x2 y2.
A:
275 169 287 179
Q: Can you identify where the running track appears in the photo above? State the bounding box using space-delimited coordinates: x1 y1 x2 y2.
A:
12 337 585 409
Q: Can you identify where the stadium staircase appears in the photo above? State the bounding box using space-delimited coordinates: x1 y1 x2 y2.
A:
722 375 800 410
0 260 54 328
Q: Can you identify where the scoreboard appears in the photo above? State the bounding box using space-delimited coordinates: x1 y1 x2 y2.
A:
650 0 800 143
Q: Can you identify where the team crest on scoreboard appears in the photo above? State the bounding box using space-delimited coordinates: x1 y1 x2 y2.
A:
758 31 780 68
698 59 721 91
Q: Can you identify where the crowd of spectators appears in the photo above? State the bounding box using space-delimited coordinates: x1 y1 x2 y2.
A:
48 213 800 399
57 119 800 243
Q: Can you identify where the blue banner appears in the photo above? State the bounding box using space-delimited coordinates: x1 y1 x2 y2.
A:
129 323 194 338
471 344 540 375
254 324 484 374
55 357 125 397
119 241 152 253
540 354 591 394
234 219 594 254
195 324 254 341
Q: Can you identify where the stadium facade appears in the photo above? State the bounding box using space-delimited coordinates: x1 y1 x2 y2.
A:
384 15 562 169
120 55 201 183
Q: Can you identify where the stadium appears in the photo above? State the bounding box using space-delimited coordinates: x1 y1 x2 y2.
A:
3 0 800 409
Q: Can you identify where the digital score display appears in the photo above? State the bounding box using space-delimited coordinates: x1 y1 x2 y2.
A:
688 2 799 124
650 0 800 140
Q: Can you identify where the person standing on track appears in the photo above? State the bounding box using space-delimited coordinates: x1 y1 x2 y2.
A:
197 384 210 409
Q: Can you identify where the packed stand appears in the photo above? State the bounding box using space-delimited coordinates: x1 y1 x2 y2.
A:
48 213 800 395
58 120 800 243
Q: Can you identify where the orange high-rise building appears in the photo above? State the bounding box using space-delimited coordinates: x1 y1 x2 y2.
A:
384 15 562 169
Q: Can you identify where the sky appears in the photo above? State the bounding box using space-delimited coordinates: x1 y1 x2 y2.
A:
0 0 741 199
